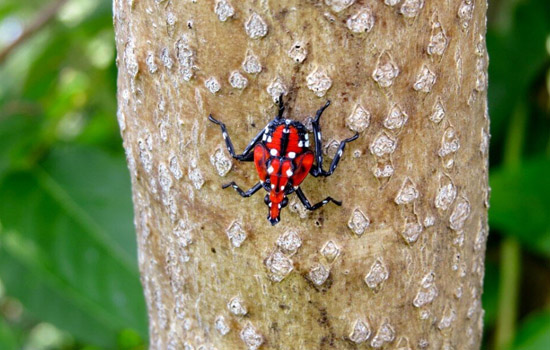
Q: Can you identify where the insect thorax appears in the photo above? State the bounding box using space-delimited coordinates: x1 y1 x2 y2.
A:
262 119 310 159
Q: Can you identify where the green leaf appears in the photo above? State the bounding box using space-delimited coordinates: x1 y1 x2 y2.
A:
512 311 550 350
0 318 19 350
482 260 499 327
0 146 146 348
487 0 550 144
489 158 550 255
0 114 42 178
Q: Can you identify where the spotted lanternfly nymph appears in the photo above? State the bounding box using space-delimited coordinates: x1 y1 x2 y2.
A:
209 96 359 225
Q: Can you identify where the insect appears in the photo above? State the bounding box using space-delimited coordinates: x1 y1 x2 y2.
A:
208 96 359 225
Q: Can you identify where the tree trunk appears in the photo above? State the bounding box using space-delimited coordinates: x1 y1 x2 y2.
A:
113 0 489 349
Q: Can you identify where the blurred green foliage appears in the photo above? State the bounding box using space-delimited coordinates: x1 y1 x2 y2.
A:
0 0 549 349
0 0 146 349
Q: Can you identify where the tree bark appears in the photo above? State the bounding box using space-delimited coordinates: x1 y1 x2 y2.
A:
113 0 489 349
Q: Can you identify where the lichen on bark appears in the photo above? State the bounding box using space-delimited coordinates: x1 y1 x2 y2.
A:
113 0 489 349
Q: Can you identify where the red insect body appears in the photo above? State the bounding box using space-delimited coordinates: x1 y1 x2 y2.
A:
209 97 358 225
253 122 314 224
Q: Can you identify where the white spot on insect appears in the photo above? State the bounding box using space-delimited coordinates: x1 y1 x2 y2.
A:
305 134 309 140
226 221 247 248
288 152 296 159
364 257 389 290
278 203 281 209
280 186 285 191
298 141 304 147
323 200 328 204
268 202 272 207
265 249 294 282
413 64 436 93
346 7 375 33
205 77 221 94
307 68 332 97
270 149 278 156
325 0 355 13
400 0 424 18
288 42 307 63
245 12 268 39
242 50 262 74
308 264 330 286
262 134 267 141
271 184 275 189
286 169 293 177
267 136 273 142
229 71 248 89
305 140 310 147
276 230 302 254
240 322 264 350
348 208 370 236
283 128 290 133
232 184 238 188
349 319 371 344
347 103 371 132
372 51 399 88
222 132 227 139
337 149 343 157
267 166 274 174
214 0 235 22
285 119 291 124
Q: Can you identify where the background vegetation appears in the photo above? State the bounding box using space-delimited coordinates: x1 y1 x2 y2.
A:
0 0 548 349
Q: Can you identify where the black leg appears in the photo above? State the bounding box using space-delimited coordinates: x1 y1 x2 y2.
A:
295 187 342 210
222 182 263 197
311 101 331 173
276 93 285 120
209 114 265 162
309 101 359 177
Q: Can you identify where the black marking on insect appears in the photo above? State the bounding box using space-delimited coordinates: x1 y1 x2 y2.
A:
208 95 359 225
